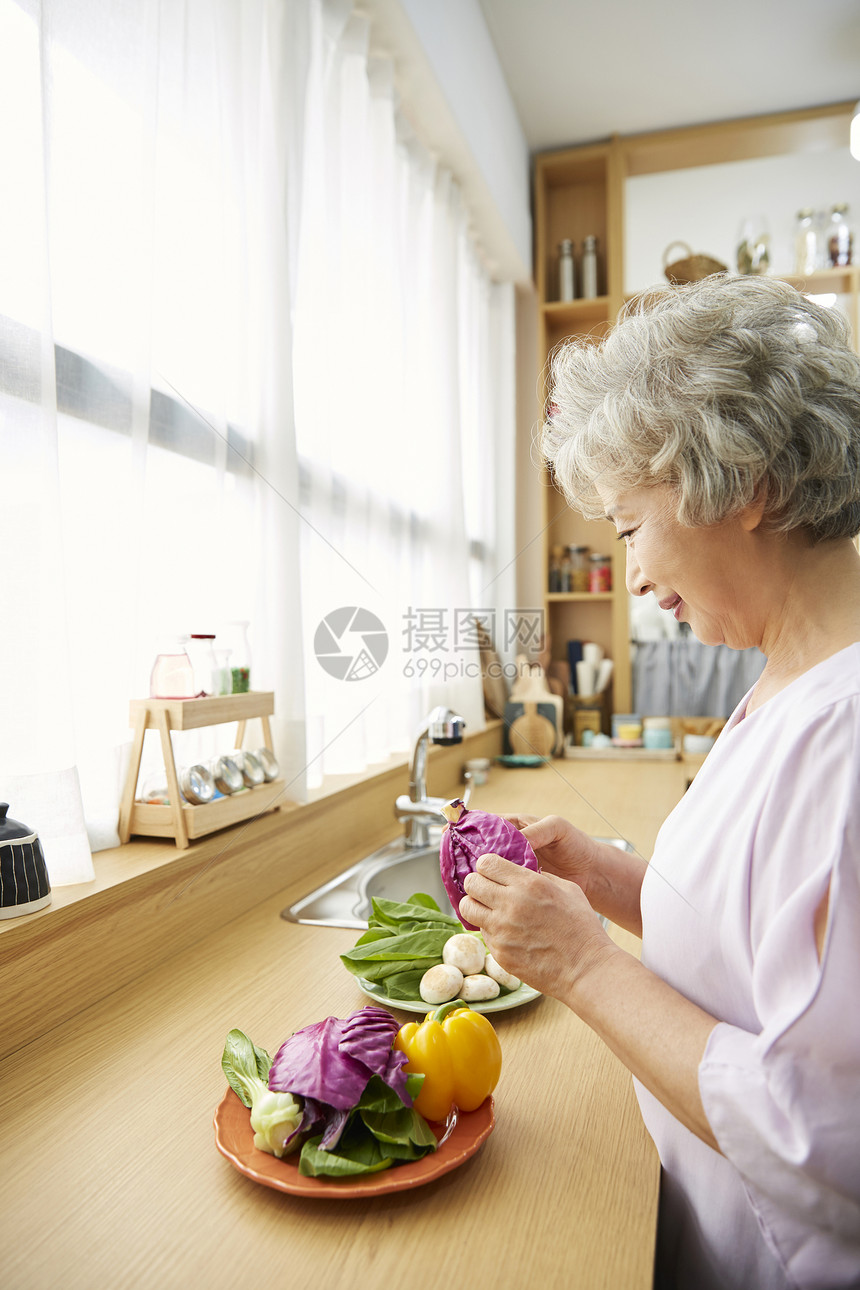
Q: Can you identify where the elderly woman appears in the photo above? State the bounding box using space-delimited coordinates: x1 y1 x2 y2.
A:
459 275 860 1290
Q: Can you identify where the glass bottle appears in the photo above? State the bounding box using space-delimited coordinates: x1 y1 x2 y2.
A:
736 214 770 275
558 547 572 592
149 636 196 699
221 621 252 693
568 544 589 592
548 545 565 592
214 649 233 696
187 633 218 696
794 209 818 275
558 239 575 301
588 553 612 593
827 204 853 267
581 236 599 298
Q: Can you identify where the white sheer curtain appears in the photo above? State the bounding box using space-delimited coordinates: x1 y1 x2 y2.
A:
293 3 515 784
0 0 309 877
0 0 517 868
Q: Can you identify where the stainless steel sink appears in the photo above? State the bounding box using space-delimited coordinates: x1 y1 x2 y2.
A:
282 833 633 929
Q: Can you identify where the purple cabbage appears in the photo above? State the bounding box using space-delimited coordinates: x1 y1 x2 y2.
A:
440 800 540 930
268 1006 412 1110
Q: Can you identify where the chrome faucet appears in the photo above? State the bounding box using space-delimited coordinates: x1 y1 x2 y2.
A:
394 706 472 848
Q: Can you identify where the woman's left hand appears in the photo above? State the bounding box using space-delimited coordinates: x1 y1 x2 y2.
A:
460 853 617 1001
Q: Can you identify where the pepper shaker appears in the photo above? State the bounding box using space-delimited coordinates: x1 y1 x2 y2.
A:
558 239 575 301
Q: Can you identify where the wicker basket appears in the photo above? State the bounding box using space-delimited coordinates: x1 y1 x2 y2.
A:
663 241 727 284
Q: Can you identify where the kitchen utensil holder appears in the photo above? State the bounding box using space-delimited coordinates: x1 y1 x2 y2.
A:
118 692 284 850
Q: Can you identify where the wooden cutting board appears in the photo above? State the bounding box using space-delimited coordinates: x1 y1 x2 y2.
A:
508 702 556 757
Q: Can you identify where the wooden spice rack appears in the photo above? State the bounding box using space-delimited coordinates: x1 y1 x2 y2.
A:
118 691 286 850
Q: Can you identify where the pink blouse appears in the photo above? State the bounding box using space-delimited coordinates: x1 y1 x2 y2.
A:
638 644 860 1290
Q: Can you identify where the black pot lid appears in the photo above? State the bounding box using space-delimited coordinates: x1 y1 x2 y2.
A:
0 803 38 844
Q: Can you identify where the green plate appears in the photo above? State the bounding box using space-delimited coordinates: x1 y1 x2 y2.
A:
356 978 542 1015
495 755 549 767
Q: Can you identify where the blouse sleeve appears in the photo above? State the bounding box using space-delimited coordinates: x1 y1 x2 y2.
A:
698 703 860 1286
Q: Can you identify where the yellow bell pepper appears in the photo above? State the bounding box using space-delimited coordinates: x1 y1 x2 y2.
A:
394 1001 502 1122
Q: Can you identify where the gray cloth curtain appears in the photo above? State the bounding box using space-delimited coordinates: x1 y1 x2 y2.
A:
632 639 766 717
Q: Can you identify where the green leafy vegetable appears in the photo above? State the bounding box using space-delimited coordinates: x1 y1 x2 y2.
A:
339 894 464 986
297 1076 437 1177
221 1029 304 1158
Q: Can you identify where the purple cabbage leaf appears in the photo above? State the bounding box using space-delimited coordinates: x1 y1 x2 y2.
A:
268 1006 412 1110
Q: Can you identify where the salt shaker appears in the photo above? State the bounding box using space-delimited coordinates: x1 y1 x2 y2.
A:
558 239 575 301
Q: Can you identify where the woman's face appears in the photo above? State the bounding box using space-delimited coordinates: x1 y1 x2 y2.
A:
599 482 763 649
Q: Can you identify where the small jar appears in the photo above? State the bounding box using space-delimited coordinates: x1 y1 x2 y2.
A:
210 755 245 795
254 748 280 782
179 763 216 805
643 717 674 751
827 204 853 267
232 749 265 787
569 544 589 592
150 637 196 699
588 553 612 593
558 239 575 301
464 757 491 787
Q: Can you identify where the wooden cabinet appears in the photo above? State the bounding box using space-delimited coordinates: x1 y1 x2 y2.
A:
532 102 859 721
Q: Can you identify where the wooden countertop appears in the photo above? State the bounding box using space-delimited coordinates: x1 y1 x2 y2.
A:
0 758 685 1290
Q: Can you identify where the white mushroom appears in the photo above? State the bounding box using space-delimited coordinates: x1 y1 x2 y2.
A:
419 963 464 1004
458 974 500 1002
442 933 486 976
484 954 522 992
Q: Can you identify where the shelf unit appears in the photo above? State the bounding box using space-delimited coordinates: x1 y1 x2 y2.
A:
118 691 287 850
534 138 632 713
532 101 859 721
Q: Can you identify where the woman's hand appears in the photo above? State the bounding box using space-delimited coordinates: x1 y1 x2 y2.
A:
459 854 617 1001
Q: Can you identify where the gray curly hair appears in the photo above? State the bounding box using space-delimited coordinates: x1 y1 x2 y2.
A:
541 274 860 541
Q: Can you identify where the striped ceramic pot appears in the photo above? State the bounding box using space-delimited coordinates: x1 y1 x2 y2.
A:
0 802 52 919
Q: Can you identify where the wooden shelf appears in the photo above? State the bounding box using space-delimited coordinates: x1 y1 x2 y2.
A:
128 779 288 840
547 591 614 603
542 296 611 322
534 139 631 713
564 745 679 762
128 691 275 731
119 691 286 849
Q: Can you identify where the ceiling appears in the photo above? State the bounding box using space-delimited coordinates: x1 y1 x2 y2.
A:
478 0 860 153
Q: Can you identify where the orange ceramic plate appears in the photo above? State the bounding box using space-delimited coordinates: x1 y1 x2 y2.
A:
214 1088 495 1199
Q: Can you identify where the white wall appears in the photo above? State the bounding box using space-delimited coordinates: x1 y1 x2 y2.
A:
625 147 860 294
